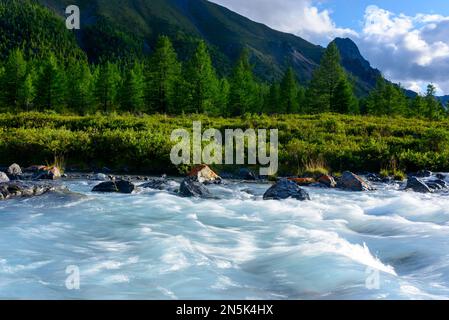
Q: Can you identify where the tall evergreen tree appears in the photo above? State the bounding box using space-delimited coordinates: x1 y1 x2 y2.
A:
0 48 27 109
280 67 300 113
333 77 359 114
145 36 181 114
66 60 93 114
365 77 407 116
185 41 219 114
120 62 145 113
94 62 121 112
17 72 35 111
35 53 66 110
216 78 230 116
424 84 444 120
228 48 258 115
305 42 346 113
265 83 280 114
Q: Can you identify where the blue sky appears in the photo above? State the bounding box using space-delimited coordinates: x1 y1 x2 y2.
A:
326 0 449 31
212 0 449 95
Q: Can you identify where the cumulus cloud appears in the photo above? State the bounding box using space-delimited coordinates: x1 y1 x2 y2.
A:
356 5 449 94
210 0 357 44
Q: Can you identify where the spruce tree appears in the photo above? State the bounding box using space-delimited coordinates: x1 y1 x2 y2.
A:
145 36 181 114
305 42 346 113
120 62 144 113
228 48 258 115
66 60 93 114
94 62 121 112
17 72 35 111
265 83 280 114
333 77 359 114
35 53 66 110
0 48 27 109
185 41 219 114
280 67 300 113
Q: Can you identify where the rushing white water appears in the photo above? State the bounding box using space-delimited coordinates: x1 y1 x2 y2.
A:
1 177 449 300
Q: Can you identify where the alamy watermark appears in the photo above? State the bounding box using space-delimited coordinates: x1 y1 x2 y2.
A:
65 5 80 30
65 265 80 290
170 121 279 176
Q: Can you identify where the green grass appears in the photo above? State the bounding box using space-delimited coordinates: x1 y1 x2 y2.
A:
1 112 449 175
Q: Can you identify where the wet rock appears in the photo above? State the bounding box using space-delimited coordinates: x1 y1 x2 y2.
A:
25 165 46 173
179 177 212 198
140 177 179 192
436 173 447 180
405 177 432 193
288 177 315 186
6 163 22 179
426 179 447 191
337 171 374 191
263 179 310 201
92 180 135 194
318 175 337 188
238 168 257 180
415 170 432 178
0 181 66 200
90 173 109 181
188 165 221 184
366 173 382 182
33 166 62 180
0 172 10 183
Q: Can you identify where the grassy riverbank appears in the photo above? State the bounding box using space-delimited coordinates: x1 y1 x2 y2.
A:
1 112 449 176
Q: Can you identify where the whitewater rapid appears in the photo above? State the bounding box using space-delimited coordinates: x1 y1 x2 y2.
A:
1 178 449 299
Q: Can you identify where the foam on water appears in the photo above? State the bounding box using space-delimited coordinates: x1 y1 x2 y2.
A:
0 179 449 299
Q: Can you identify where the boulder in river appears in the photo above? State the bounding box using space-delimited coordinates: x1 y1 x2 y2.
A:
6 163 22 179
263 179 310 201
188 165 221 184
92 180 135 194
179 177 212 198
405 177 432 193
0 181 66 200
337 171 374 191
0 172 10 183
288 177 315 186
33 166 62 180
318 175 337 188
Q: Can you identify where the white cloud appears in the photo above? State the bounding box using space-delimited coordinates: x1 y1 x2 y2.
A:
355 5 449 94
210 0 357 44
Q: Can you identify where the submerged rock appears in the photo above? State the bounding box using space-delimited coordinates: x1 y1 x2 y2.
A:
0 181 66 200
263 179 310 201
92 180 135 194
238 168 257 180
179 177 212 198
337 171 374 191
426 179 447 191
0 172 10 183
405 177 432 193
188 165 222 184
415 170 433 178
140 177 179 192
90 173 110 181
6 163 22 179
